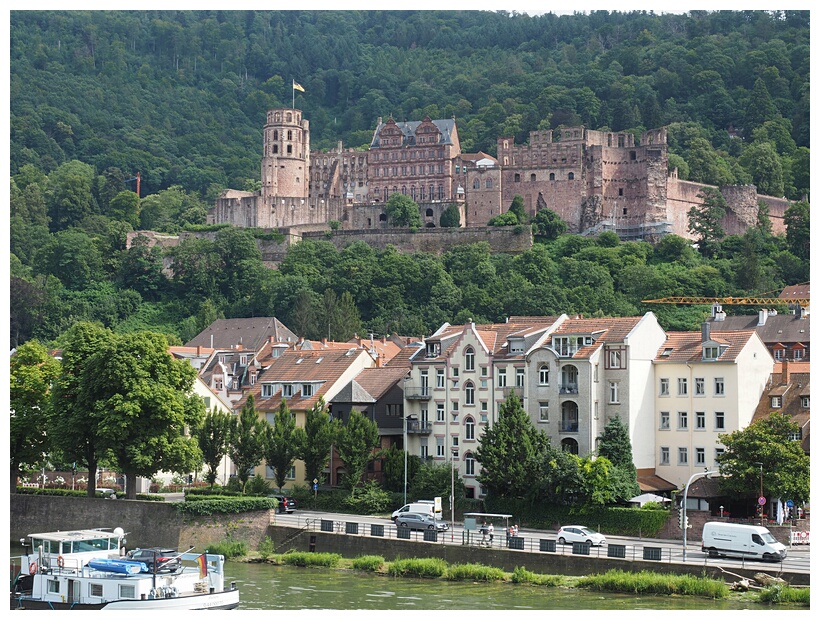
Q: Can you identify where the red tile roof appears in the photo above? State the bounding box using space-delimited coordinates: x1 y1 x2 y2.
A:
654 330 758 363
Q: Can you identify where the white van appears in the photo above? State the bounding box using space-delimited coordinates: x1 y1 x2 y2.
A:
391 502 435 521
701 522 787 562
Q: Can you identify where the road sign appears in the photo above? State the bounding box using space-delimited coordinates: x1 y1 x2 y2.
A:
313 483 318 491
786 500 794 508
758 496 766 505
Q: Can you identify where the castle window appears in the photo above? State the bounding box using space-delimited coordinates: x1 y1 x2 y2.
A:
273 145 278 154
619 188 623 196
485 179 493 189
287 145 292 154
426 208 434 216
286 113 292 122
379 213 387 222
630 151 636 160
288 130 292 140
530 173 536 182
568 172 575 180
473 179 480 189
514 173 520 182
273 131 278 140
549 173 555 181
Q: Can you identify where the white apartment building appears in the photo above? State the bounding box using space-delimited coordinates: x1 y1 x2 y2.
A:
403 317 563 498
525 313 667 469
653 323 774 489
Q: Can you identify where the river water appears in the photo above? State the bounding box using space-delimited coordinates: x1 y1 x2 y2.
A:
223 561 766 611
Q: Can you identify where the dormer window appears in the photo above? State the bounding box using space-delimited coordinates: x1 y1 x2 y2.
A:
282 384 294 398
302 384 314 397
771 396 782 408
261 383 273 398
426 342 441 358
703 345 720 360
509 339 524 354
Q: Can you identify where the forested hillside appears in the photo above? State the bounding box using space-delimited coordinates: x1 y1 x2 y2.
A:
9 10 811 349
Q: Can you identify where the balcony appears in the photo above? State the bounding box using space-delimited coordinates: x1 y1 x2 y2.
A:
406 420 432 434
558 384 579 394
405 387 431 400
559 422 579 433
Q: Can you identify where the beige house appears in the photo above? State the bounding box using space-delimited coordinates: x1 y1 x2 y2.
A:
652 325 774 490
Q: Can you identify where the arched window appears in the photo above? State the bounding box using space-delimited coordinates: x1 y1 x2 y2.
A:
561 401 579 433
465 382 475 406
549 173 555 181
465 347 475 371
379 213 387 222
530 173 536 182
539 364 549 385
426 208 434 216
485 178 493 188
473 178 480 189
465 417 476 441
560 365 578 393
465 453 476 475
568 172 575 180
514 173 521 182
561 438 579 454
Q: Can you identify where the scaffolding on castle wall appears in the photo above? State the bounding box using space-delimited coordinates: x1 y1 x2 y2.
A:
580 220 672 241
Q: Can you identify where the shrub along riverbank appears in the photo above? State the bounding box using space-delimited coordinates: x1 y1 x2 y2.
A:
219 541 808 607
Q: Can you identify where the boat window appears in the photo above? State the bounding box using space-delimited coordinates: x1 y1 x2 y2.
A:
47 580 60 594
31 538 59 554
119 584 137 599
71 537 114 553
89 583 104 598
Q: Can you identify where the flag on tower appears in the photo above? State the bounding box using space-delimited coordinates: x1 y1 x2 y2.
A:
292 80 305 92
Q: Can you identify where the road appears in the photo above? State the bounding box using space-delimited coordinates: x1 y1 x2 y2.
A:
271 509 810 575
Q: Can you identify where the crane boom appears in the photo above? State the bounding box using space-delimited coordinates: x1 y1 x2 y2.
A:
642 296 810 308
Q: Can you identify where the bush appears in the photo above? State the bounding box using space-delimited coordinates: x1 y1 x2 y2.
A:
245 475 272 496
387 557 448 578
280 552 341 568
351 555 384 572
445 563 505 582
343 481 393 514
205 540 248 559
258 536 275 560
174 497 277 516
510 566 564 586
577 569 728 599
758 584 810 606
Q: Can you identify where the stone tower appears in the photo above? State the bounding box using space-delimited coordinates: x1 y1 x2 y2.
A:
261 108 310 223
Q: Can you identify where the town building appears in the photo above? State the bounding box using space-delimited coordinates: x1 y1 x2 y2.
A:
707 306 810 362
652 325 774 490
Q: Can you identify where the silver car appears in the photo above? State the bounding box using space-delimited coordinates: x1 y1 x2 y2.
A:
396 512 449 531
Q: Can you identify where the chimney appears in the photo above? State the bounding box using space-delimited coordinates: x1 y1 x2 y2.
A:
711 303 724 319
701 321 711 343
781 359 790 385
758 310 768 326
197 345 203 356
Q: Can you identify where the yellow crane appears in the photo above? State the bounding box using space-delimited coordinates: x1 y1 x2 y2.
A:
642 284 810 308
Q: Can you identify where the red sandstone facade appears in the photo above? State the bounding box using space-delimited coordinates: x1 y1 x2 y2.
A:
210 107 790 240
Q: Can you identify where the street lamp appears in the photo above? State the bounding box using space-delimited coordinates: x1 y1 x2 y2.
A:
682 469 719 562
756 462 764 520
403 413 408 506
450 449 456 539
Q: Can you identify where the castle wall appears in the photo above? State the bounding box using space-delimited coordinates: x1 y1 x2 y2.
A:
302 226 532 255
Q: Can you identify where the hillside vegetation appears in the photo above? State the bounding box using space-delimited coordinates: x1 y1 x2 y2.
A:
9 10 810 348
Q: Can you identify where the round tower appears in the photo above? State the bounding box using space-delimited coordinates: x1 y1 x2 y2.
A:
261 108 310 202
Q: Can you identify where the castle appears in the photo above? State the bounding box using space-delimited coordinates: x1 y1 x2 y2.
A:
209 107 789 242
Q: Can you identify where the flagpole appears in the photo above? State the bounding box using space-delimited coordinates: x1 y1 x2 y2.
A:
292 80 295 110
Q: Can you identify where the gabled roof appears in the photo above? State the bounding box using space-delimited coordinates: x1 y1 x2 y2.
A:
426 318 562 361
185 317 298 351
383 342 425 368
751 363 810 454
707 312 809 345
235 347 371 412
334 366 409 404
653 330 759 363
549 316 645 359
332 380 376 404
779 283 810 300
371 117 457 148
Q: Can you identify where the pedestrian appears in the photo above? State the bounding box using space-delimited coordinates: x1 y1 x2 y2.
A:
512 523 519 537
487 522 494 544
480 521 488 545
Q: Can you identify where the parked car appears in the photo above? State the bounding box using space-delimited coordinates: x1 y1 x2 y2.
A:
556 525 606 547
272 495 297 513
126 547 182 573
396 512 449 531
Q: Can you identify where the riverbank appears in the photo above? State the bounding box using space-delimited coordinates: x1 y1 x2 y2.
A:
228 548 809 608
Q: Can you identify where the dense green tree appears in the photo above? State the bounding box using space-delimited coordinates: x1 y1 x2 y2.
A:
195 408 233 487
509 194 526 223
10 341 60 492
475 392 549 499
335 410 381 492
262 399 301 491
379 445 421 494
487 211 519 226
229 394 267 490
295 397 338 485
744 77 779 131
107 190 141 228
46 160 98 231
44 228 105 290
116 234 167 300
596 416 640 503
717 412 810 513
688 187 727 257
783 200 810 261
738 141 784 198
439 203 461 228
384 193 422 228
531 208 567 240
49 322 111 496
407 462 465 514
81 330 205 499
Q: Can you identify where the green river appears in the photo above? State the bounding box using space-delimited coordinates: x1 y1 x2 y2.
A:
223 562 770 610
